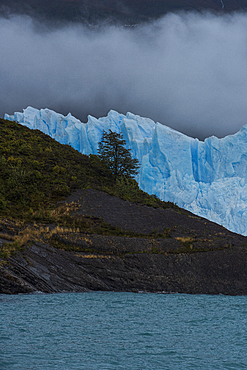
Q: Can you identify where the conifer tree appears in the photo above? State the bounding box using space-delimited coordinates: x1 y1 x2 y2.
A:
98 130 139 179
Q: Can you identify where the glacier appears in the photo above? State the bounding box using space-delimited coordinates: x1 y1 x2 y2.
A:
4 106 247 236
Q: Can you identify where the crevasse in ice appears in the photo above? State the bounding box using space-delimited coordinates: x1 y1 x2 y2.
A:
5 106 247 235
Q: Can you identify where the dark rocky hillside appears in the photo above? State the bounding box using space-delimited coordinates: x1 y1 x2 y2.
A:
1 118 247 296
1 188 247 296
1 0 247 25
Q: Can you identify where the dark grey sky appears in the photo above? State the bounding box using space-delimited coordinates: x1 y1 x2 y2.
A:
1 12 247 139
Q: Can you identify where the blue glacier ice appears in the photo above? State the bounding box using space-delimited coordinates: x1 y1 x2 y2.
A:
5 106 247 236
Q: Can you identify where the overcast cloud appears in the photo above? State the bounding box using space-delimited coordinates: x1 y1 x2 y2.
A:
1 12 247 139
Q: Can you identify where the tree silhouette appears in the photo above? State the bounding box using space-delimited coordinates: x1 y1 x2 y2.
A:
98 130 139 180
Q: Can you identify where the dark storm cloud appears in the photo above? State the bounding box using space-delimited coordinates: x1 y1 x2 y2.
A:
1 12 247 139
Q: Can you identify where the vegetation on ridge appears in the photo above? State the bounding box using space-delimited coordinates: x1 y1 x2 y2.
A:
0 118 183 258
0 118 177 219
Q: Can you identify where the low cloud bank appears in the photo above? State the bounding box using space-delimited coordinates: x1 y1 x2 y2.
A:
1 12 247 139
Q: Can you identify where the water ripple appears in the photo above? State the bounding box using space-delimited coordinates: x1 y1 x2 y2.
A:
0 292 246 369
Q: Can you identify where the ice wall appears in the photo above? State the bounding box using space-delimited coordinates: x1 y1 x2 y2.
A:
5 106 247 235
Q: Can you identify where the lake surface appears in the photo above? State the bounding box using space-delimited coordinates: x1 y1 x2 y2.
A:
1 292 247 369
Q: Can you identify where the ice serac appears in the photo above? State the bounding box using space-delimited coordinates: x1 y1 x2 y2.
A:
4 106 247 236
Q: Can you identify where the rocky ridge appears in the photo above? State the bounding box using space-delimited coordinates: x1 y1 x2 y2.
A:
1 189 247 295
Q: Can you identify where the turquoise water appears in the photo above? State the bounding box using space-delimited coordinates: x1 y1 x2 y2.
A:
0 292 247 369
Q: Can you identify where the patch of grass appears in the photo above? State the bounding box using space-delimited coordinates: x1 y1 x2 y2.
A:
0 233 14 241
47 229 233 257
49 238 96 253
0 240 25 259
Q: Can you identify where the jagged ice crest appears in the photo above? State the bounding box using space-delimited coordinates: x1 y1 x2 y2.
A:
5 106 247 236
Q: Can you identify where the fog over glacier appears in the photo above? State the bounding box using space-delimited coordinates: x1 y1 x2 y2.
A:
1 12 247 139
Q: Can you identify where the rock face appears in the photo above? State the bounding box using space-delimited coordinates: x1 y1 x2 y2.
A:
1 240 247 296
1 189 247 296
5 106 247 236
